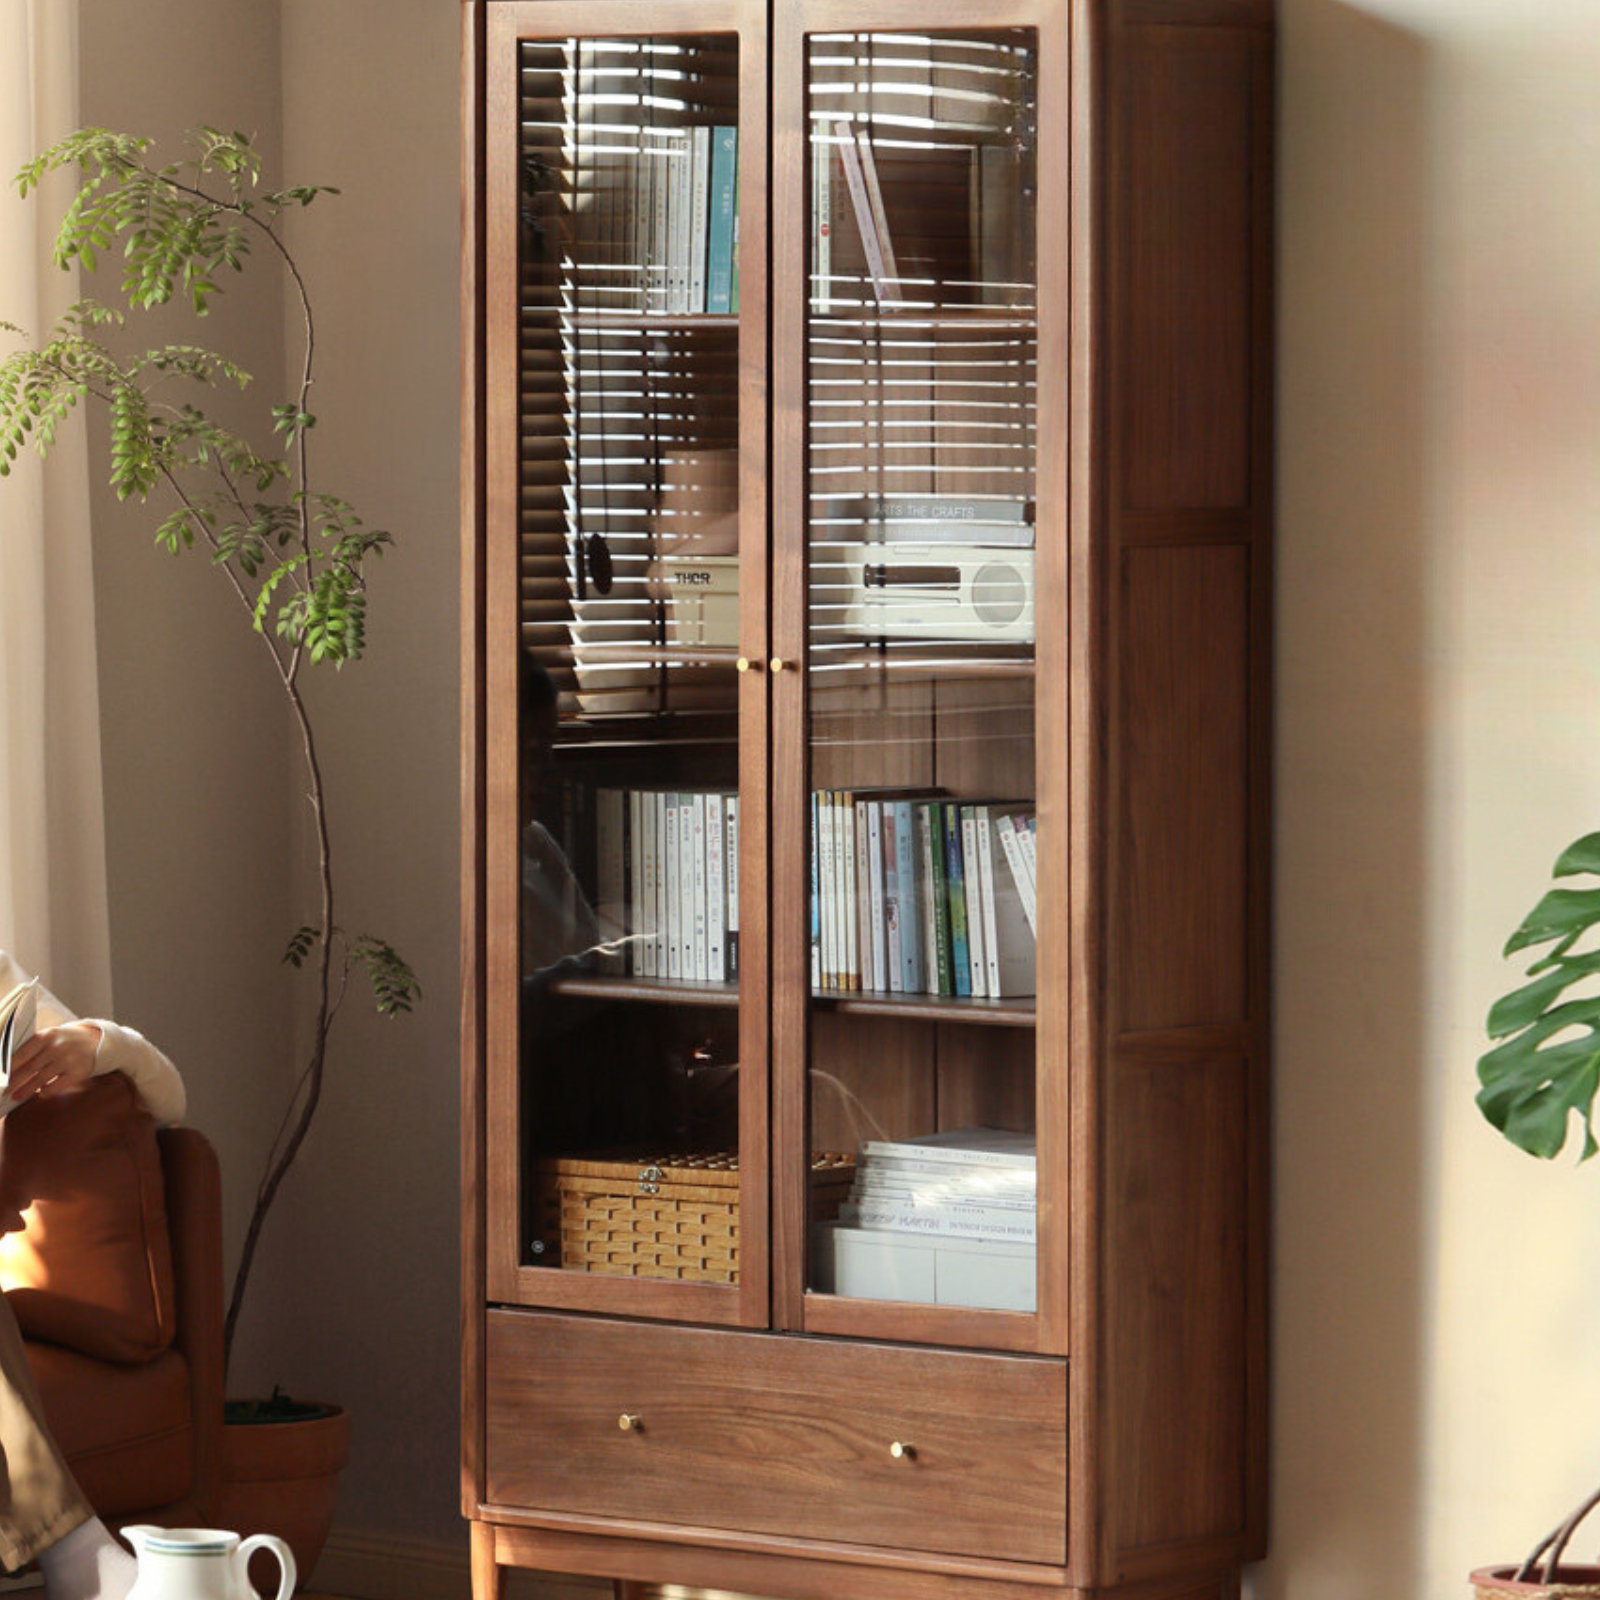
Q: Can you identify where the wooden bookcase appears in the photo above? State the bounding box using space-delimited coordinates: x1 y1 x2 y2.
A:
461 2 1273 1598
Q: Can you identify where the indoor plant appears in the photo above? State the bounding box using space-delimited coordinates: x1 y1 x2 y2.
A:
1476 832 1600 1593
0 126 420 1577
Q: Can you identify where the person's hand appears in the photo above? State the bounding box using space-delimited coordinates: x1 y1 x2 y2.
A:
7 1021 102 1105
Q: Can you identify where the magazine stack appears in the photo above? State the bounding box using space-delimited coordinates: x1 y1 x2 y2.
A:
813 1127 1036 1312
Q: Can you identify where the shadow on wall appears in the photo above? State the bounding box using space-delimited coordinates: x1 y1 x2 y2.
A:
1254 1 1430 1597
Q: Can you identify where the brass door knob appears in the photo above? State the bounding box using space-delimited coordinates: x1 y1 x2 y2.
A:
618 1413 642 1433
769 657 788 673
889 1440 915 1461
736 656 752 673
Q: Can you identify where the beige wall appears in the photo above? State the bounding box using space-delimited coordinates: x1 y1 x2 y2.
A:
66 0 1600 1592
77 0 299 1396
1270 0 1600 1595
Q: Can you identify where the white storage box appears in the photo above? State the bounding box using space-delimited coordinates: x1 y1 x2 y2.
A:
813 1222 1036 1313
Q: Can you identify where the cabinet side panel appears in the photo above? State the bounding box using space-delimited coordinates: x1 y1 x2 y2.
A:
460 0 488 1519
1106 1046 1247 1551
1121 25 1254 513
1117 544 1249 1032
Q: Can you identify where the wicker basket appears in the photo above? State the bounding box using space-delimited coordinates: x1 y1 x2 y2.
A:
534 1151 855 1284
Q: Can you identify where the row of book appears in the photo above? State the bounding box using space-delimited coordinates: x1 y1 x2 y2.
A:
592 789 740 981
570 125 739 316
812 793 1037 1000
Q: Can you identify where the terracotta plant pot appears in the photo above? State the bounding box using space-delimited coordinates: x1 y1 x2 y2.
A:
1473 1566 1600 1599
217 1403 350 1594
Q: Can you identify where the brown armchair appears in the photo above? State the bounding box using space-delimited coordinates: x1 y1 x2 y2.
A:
0 1076 224 1529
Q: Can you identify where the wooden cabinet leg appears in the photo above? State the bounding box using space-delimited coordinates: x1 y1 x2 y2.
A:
470 1522 505 1600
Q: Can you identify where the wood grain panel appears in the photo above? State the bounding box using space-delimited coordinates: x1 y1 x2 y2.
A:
1121 26 1254 511
461 0 488 1519
937 1024 1035 1132
486 1311 1067 1563
490 1521 1073 1600
1106 1048 1247 1552
1116 544 1248 1032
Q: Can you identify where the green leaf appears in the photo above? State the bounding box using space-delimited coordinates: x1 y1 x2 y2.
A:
1504 888 1600 957
1555 833 1600 878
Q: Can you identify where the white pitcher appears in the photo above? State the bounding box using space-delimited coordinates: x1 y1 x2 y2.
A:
121 1526 296 1600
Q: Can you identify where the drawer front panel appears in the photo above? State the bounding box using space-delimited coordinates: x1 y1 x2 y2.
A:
485 1310 1067 1564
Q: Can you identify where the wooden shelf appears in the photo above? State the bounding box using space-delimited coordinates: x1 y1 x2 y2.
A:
545 972 1036 1026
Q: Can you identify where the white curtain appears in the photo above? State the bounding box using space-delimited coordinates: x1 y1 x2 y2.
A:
0 0 112 1014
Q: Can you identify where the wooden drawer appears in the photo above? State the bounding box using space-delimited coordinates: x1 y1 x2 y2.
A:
485 1310 1067 1564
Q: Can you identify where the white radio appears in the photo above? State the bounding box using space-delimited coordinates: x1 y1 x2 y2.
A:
838 542 1035 644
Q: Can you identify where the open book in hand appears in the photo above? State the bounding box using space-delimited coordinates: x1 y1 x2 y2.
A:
0 978 39 1116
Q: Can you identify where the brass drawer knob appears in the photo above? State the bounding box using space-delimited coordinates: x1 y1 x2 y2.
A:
618 1413 642 1433
769 657 787 673
889 1440 915 1461
736 656 752 673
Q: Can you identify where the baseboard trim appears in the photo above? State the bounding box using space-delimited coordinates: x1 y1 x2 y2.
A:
314 1530 609 1600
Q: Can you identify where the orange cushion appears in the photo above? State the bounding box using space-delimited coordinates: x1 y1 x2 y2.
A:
0 1074 177 1363
25 1342 192 1515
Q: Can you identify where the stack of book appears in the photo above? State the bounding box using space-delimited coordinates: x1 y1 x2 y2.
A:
574 125 740 316
814 1128 1037 1312
589 788 740 981
811 793 1037 1000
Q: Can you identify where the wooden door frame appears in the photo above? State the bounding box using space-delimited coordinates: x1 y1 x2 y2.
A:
768 0 1072 1355
480 0 773 1333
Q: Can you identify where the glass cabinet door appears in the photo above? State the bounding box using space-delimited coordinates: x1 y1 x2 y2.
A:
483 2 769 1327
773 11 1062 1349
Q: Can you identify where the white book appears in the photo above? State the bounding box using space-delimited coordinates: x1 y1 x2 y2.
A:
976 807 1003 999
853 132 901 301
996 813 1037 936
1019 815 1038 899
680 796 699 980
664 795 681 979
639 791 658 978
860 1127 1037 1171
883 804 904 994
988 831 1036 998
651 143 671 312
813 129 833 310
809 794 822 990
706 789 726 981
672 136 693 313
725 794 740 981
627 790 643 975
688 126 711 313
841 793 859 990
867 802 889 995
596 789 626 974
653 791 669 974
836 133 897 304
818 793 836 988
960 806 988 999
855 1165 1036 1201
855 799 874 992
690 794 709 981
917 804 941 995
838 1199 1037 1244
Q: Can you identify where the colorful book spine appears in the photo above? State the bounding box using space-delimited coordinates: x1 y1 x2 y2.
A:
894 800 922 993
855 799 874 992
943 802 972 998
960 805 987 999
706 126 738 315
920 803 951 996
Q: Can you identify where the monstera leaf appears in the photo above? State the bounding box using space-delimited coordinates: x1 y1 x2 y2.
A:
1479 833 1600 1160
